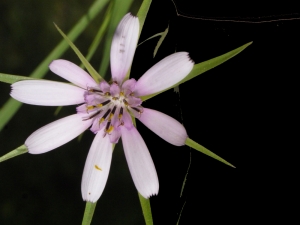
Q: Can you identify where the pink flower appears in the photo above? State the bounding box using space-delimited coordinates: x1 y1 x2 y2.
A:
10 13 194 202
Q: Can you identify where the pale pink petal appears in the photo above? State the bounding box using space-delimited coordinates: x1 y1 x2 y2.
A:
90 111 107 134
11 80 85 106
110 13 139 84
84 94 108 105
122 78 136 92
134 52 194 96
110 83 121 97
138 108 187 146
49 59 97 89
81 130 112 202
121 126 159 198
109 127 121 143
76 104 87 113
99 81 110 93
26 114 92 154
128 106 143 119
121 108 133 129
126 96 142 107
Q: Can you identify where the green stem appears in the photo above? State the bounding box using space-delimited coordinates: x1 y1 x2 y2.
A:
82 201 97 225
138 193 154 225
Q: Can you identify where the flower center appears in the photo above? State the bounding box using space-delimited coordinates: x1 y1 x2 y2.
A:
76 79 143 143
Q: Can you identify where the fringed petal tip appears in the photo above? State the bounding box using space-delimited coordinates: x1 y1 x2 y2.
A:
128 12 137 18
187 52 195 63
134 52 194 97
142 190 159 199
121 126 159 200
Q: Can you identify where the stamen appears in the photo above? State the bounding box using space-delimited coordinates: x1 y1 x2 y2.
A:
107 125 114 133
96 100 110 108
88 88 102 93
131 107 143 114
99 108 112 124
105 121 111 131
109 106 117 121
118 107 123 120
111 106 117 114
123 99 129 106
86 105 96 111
104 121 114 134
99 117 105 124
83 110 102 121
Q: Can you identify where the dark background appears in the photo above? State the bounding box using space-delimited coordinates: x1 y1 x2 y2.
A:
1 0 298 224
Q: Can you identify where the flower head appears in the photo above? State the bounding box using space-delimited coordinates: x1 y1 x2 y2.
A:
10 13 194 202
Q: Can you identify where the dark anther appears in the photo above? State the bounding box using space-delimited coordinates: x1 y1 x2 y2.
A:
102 108 112 119
101 100 111 106
111 106 117 114
83 110 102 121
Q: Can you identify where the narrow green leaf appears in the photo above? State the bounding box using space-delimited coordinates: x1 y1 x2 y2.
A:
138 32 164 46
185 138 235 168
81 2 113 68
0 0 109 132
54 23 103 83
135 26 168 56
137 0 152 37
0 73 38 84
99 0 134 78
180 151 191 197
138 193 153 225
153 25 169 57
141 41 252 101
181 41 253 84
54 106 63 116
0 145 28 163
176 201 186 225
82 201 97 225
